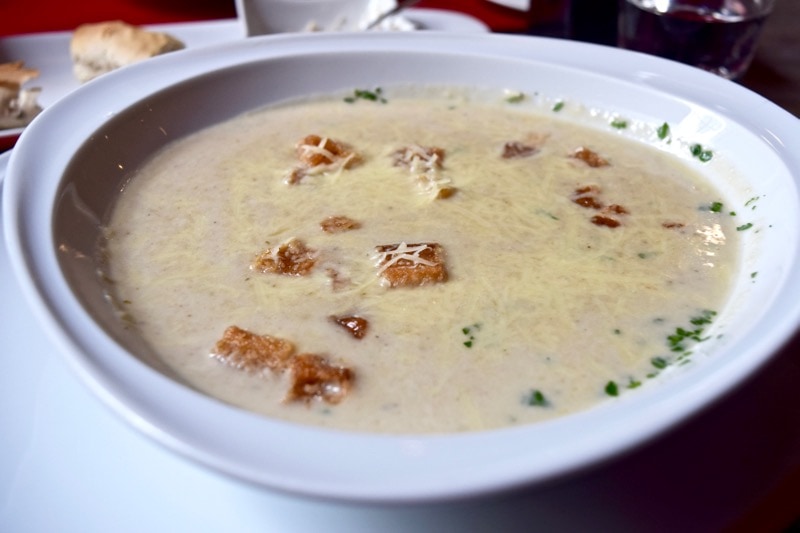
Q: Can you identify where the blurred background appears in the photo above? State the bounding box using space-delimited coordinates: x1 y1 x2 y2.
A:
0 0 797 115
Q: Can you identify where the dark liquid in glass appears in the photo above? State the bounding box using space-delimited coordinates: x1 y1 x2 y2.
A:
618 0 768 79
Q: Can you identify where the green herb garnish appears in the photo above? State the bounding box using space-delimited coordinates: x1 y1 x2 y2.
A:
552 101 565 112
461 323 481 348
344 87 387 104
657 122 670 140
524 389 549 407
605 381 619 397
651 356 668 369
610 118 628 129
736 222 753 231
667 310 716 352
690 143 713 162
709 201 723 213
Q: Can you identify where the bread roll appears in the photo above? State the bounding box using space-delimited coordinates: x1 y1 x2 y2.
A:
70 20 185 83
0 61 42 129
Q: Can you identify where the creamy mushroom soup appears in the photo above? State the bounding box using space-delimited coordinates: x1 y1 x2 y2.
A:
103 88 739 433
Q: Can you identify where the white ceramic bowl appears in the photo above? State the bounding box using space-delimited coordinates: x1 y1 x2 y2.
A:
4 32 800 503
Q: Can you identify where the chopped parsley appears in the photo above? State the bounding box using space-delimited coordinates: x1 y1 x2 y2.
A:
461 323 481 348
610 118 628 129
690 143 713 162
602 310 719 398
668 310 716 352
552 101 565 112
627 377 642 389
657 122 670 140
343 87 387 104
736 222 754 231
709 201 723 213
651 356 668 369
524 389 550 407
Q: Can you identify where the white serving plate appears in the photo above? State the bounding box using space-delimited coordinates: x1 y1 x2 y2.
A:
4 30 800 507
0 12 489 144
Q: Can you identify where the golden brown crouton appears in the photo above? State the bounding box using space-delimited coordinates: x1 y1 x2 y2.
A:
330 314 369 339
320 215 361 234
391 145 445 169
571 147 609 168
252 238 316 276
285 135 361 184
296 134 361 169
392 145 455 199
286 353 354 404
211 326 355 405
502 141 539 159
571 185 604 209
571 185 629 228
211 325 294 373
590 215 621 228
374 242 448 288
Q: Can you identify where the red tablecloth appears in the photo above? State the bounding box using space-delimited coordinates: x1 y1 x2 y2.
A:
0 0 538 36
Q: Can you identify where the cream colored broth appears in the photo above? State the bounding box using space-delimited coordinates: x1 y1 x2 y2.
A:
104 90 737 433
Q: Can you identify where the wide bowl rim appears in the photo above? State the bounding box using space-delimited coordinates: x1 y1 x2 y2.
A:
4 31 800 503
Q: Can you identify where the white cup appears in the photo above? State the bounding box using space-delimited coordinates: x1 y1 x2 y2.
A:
235 0 377 36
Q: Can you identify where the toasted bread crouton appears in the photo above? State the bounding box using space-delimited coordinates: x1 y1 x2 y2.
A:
211 325 294 372
571 147 610 168
571 185 604 209
330 314 369 339
391 145 445 169
392 145 455 199
502 141 539 159
252 238 316 276
374 242 448 288
571 185 629 228
286 135 361 184
211 326 355 404
320 215 361 234
297 134 361 169
286 353 354 404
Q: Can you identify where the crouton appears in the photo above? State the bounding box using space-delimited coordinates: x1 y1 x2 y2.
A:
374 242 448 287
252 238 316 276
211 325 294 373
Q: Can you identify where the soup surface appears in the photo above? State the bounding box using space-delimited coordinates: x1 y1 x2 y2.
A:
104 88 738 433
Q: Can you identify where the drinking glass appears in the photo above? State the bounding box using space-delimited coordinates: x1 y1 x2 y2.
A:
617 0 776 80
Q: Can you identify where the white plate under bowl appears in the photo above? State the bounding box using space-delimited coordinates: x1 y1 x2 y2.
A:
4 32 800 503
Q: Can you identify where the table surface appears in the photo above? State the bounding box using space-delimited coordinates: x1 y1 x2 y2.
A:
1 1 799 531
